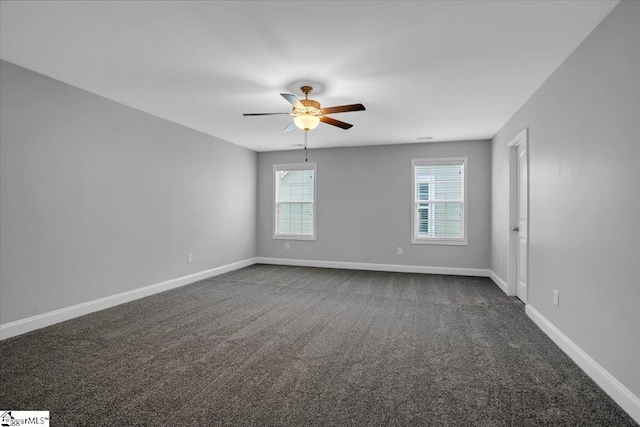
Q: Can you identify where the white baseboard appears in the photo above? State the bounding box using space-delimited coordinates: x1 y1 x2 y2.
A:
526 305 640 423
489 270 509 295
0 257 258 341
257 257 490 277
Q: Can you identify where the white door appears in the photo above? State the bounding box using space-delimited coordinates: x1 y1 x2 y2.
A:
516 142 528 302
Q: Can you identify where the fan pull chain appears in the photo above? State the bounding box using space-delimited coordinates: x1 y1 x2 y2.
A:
304 131 308 162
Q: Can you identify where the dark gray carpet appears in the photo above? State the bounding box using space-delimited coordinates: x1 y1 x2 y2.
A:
1 264 636 426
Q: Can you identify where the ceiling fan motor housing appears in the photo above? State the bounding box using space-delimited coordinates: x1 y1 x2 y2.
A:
300 99 321 111
298 86 321 114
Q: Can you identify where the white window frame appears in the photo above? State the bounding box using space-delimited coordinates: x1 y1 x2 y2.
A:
273 163 317 240
411 157 467 245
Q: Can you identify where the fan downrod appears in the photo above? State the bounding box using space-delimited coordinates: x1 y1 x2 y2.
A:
300 85 313 99
299 86 320 109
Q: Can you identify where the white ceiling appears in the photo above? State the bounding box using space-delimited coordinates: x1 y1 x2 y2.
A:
0 1 618 152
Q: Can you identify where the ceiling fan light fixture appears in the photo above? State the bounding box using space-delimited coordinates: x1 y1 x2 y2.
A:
243 85 364 132
294 114 320 131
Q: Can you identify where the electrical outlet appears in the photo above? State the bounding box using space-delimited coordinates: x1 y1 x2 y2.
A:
397 247 403 255
553 290 559 306
285 242 290 250
188 253 193 263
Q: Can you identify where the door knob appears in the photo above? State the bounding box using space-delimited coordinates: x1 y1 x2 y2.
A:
512 226 519 232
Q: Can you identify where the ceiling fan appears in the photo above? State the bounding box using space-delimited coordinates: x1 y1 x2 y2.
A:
243 86 365 132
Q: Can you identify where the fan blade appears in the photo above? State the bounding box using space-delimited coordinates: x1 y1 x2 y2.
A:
280 93 304 109
243 112 291 116
321 103 366 115
283 122 296 132
320 116 353 129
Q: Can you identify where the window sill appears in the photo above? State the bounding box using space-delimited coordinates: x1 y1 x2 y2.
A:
273 234 316 241
411 238 467 246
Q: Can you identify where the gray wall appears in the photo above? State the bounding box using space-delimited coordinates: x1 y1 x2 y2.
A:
491 1 640 396
0 60 257 324
258 141 491 269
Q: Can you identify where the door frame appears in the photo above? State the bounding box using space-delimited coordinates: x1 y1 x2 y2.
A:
507 128 529 300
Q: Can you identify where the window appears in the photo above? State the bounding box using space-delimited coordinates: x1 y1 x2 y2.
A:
412 158 466 245
274 163 316 240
